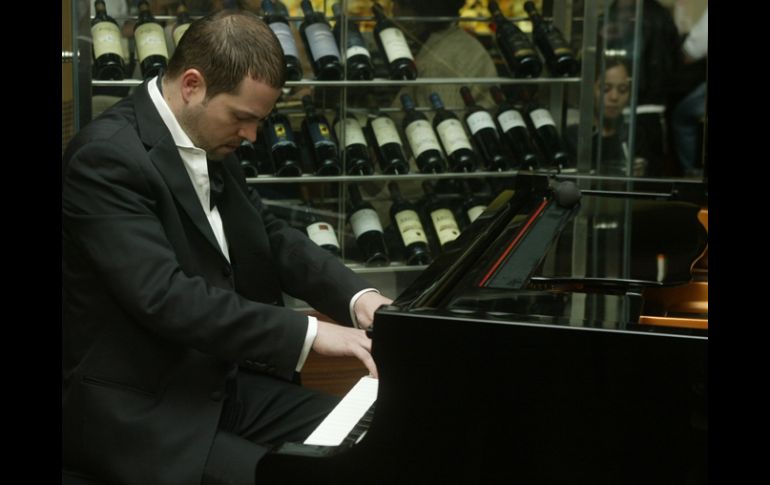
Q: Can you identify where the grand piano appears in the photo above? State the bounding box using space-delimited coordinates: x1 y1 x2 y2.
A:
264 174 708 484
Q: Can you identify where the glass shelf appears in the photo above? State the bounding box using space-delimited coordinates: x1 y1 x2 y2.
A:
246 170 524 184
246 171 706 185
91 77 580 88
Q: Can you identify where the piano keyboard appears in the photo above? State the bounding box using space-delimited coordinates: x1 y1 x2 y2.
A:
304 376 378 447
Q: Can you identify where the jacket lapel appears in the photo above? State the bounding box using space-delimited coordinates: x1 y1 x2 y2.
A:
217 162 284 303
133 81 225 257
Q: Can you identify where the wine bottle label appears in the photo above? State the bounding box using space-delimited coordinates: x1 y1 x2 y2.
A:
135 23 169 61
307 221 340 248
529 108 556 129
334 118 367 147
266 121 297 148
436 119 472 154
305 23 341 62
501 31 536 57
350 208 384 238
92 22 123 58
395 210 428 246
371 117 402 147
309 122 336 148
466 204 487 223
173 23 191 47
346 45 371 60
405 120 442 157
466 111 497 136
378 28 414 62
497 109 527 132
546 30 569 51
269 22 300 59
430 209 461 246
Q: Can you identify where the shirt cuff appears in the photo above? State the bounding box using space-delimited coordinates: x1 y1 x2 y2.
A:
349 288 380 329
295 315 318 372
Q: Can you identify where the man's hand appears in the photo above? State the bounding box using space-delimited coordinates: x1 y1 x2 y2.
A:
353 292 393 331
313 321 379 377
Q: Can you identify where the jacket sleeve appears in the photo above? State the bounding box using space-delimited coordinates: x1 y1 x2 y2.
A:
63 139 308 379
241 180 374 327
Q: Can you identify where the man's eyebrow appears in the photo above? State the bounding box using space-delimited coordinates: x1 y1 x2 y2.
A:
233 109 266 121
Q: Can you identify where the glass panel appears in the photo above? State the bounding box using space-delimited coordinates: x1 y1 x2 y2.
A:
68 0 708 308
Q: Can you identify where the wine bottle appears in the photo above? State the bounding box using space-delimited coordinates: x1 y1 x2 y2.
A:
490 86 539 170
133 0 169 80
523 1 578 77
299 186 340 255
262 0 303 81
91 0 126 80
488 0 542 78
301 96 342 175
172 1 192 47
527 102 569 170
367 110 410 175
388 182 431 265
460 86 511 171
371 2 417 80
429 92 478 173
299 0 343 81
264 110 303 176
421 180 462 249
332 3 374 81
399 94 446 174
236 140 259 178
347 184 389 266
333 113 375 175
458 180 489 227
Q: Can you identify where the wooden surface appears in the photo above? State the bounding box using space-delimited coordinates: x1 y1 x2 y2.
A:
301 352 369 397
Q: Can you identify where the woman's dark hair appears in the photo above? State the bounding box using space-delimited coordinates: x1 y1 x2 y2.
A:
596 54 631 81
165 9 286 99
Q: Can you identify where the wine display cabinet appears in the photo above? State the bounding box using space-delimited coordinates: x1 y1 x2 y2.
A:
68 0 707 309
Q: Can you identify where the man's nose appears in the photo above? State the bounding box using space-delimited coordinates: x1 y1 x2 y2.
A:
238 121 259 143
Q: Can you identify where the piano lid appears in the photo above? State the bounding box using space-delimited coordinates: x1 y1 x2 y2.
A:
393 174 707 335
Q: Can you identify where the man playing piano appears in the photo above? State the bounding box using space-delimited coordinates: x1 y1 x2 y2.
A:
62 9 391 485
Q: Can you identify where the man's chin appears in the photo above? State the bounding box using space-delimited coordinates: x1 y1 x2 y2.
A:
208 145 238 160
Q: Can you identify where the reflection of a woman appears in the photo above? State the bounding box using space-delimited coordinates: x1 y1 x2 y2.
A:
566 56 649 176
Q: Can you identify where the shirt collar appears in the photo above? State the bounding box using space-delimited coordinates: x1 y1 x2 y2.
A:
147 75 202 153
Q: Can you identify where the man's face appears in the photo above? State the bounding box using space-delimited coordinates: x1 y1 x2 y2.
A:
180 76 281 160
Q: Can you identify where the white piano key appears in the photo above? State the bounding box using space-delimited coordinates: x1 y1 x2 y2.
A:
304 375 378 446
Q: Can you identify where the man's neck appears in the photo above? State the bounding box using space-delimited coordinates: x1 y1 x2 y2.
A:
160 76 182 119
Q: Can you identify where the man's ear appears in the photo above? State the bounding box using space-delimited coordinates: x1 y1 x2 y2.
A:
180 68 206 103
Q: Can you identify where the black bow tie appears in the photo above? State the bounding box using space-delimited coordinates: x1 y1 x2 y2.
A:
207 160 225 210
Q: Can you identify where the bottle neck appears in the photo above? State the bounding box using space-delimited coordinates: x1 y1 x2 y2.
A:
302 97 317 118
492 11 507 27
300 0 314 17
262 0 278 16
388 184 404 203
525 7 543 26
348 184 363 205
429 95 444 112
372 4 388 25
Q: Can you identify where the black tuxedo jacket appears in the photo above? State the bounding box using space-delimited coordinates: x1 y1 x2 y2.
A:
62 81 371 484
